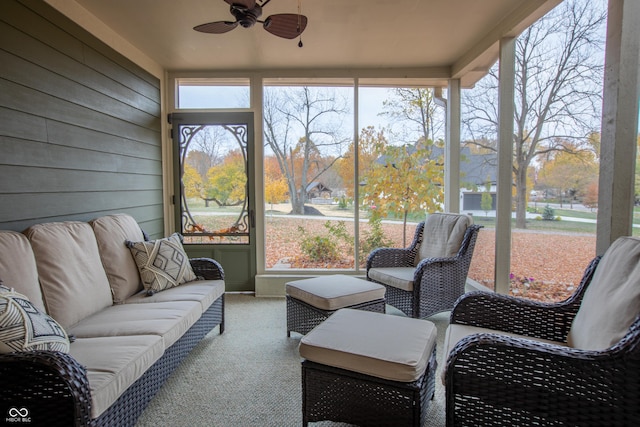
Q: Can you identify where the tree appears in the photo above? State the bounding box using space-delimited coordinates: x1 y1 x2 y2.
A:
264 155 289 212
204 150 246 207
582 179 598 211
481 176 493 216
182 163 203 199
263 86 350 215
362 143 444 246
337 126 388 200
380 88 444 150
462 0 606 228
536 146 597 208
264 176 288 212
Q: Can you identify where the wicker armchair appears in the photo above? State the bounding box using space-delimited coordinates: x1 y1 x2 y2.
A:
366 213 482 319
445 236 640 426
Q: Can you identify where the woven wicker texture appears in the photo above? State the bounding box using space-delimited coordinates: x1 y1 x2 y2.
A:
0 350 92 427
302 348 437 426
367 221 482 319
286 296 385 337
445 255 640 426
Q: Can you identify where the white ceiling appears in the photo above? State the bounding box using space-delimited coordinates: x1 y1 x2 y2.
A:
54 0 561 87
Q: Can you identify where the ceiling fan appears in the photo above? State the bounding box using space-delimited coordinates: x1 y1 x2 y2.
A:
193 0 308 40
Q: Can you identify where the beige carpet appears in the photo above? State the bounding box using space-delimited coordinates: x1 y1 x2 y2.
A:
136 294 448 427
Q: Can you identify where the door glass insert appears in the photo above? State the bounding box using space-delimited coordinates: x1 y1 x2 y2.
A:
178 123 250 244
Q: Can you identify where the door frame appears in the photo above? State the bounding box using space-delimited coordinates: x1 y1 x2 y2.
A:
168 111 257 291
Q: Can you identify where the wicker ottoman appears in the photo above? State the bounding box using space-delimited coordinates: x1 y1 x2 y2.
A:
299 308 437 427
286 275 385 337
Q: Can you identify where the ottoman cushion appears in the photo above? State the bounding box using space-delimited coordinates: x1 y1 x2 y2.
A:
286 275 385 311
299 308 437 382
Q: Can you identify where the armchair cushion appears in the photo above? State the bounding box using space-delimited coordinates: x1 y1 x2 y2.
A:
367 267 414 291
568 236 640 350
445 323 567 358
415 213 472 265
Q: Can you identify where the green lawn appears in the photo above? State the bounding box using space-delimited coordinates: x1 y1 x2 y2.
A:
186 197 640 236
472 216 598 234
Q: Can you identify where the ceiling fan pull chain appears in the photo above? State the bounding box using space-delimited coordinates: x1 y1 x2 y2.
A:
297 0 303 48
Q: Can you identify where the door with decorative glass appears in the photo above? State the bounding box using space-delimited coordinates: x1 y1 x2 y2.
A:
169 112 256 291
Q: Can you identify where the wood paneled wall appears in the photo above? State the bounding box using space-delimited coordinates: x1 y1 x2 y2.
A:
0 0 164 236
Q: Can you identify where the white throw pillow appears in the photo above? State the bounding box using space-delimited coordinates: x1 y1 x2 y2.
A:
0 284 70 354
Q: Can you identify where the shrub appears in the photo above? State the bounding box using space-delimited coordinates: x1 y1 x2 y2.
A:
337 196 348 210
359 216 393 260
542 205 555 221
298 225 340 262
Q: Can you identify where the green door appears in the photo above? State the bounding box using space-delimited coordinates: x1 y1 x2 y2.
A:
169 112 256 291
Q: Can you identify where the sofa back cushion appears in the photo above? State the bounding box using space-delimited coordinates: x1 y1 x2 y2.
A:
91 214 145 303
0 231 46 312
568 236 640 350
415 213 472 265
24 221 113 329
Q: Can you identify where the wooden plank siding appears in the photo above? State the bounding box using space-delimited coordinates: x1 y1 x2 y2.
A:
0 0 164 237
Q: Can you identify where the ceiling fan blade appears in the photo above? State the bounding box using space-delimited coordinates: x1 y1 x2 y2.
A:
263 14 307 39
224 0 256 8
193 21 239 34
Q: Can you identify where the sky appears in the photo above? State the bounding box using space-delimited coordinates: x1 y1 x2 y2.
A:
177 83 441 147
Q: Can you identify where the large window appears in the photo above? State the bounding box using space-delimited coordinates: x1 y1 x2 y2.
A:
263 80 355 269
461 0 606 301
356 86 445 268
263 81 447 271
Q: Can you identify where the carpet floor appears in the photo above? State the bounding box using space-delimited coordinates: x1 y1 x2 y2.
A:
135 293 448 427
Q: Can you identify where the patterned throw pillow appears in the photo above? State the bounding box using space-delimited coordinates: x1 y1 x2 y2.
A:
0 284 70 354
126 233 197 295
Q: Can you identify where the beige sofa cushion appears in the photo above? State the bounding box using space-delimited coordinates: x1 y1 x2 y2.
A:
124 279 225 313
67 300 202 349
568 236 640 350
299 308 437 382
91 214 145 304
286 275 385 311
416 213 472 264
69 335 164 419
0 230 46 311
24 221 113 329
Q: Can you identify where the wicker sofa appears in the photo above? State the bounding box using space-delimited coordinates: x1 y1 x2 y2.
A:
0 214 225 426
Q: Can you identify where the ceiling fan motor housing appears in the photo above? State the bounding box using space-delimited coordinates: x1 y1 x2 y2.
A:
231 4 262 28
